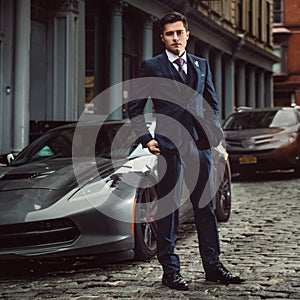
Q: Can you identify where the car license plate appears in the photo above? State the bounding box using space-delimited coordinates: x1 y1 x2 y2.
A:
239 156 257 164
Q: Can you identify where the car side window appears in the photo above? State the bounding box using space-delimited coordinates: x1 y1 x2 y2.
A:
33 145 55 158
270 111 298 127
31 137 71 161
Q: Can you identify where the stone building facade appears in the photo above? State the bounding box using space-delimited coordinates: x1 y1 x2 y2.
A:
0 0 277 154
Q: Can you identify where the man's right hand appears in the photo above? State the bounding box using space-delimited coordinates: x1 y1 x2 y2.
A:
146 139 161 155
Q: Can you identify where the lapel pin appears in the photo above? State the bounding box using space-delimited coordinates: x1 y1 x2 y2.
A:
194 61 199 68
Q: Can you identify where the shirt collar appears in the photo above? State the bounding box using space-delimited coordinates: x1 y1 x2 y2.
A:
165 49 187 64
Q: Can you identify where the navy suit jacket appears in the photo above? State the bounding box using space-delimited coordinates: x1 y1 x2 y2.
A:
128 51 224 152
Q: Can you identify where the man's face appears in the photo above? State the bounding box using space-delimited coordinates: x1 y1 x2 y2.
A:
160 21 189 56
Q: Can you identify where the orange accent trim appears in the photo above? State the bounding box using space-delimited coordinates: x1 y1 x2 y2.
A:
131 197 137 235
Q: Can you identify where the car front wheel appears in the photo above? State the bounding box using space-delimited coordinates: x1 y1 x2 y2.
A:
134 176 158 260
215 165 231 222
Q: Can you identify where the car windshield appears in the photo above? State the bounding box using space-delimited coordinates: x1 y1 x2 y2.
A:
223 110 298 130
11 123 139 166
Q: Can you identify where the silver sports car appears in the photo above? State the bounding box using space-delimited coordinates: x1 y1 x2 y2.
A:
0 120 231 262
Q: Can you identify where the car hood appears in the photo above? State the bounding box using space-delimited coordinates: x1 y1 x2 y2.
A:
224 128 283 140
0 159 78 190
0 158 114 224
0 157 118 189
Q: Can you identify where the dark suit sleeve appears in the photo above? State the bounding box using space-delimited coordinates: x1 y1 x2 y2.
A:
202 60 224 144
203 60 220 123
127 60 154 147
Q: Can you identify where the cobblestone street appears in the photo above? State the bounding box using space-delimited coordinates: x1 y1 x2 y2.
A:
0 173 299 299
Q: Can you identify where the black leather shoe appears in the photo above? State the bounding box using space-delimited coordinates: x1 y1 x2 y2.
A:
205 265 245 284
162 272 189 290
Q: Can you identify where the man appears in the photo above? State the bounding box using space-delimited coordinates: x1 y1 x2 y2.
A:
128 12 245 291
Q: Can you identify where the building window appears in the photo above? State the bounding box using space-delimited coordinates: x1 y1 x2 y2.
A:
189 0 228 20
257 0 262 40
237 0 243 29
273 0 283 24
123 18 139 81
266 2 271 45
273 46 281 73
248 0 253 35
85 10 95 103
273 43 288 75
31 0 47 24
85 1 110 104
0 0 3 33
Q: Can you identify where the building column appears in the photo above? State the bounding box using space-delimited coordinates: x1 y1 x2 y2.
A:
48 0 80 121
94 8 106 97
0 0 14 154
223 55 235 118
247 65 256 108
256 69 265 108
187 35 196 54
200 44 210 61
13 0 30 152
236 61 246 108
77 0 86 115
142 16 156 114
213 51 223 120
265 71 273 107
109 0 126 120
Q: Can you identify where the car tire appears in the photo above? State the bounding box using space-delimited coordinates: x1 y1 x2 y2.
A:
134 176 158 260
215 165 231 222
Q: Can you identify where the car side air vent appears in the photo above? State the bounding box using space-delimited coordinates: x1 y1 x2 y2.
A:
1 171 54 180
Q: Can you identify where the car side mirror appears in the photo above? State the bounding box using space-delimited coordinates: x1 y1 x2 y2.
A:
0 152 15 166
6 153 15 164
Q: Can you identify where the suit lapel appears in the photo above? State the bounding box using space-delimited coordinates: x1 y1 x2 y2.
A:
158 52 171 77
187 54 203 92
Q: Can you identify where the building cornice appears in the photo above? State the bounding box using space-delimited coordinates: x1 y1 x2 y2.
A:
126 0 277 69
187 9 279 66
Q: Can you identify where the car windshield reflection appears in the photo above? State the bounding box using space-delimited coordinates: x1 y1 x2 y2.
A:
223 110 298 130
10 123 138 166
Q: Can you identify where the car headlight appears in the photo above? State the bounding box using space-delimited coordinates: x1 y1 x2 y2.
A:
68 170 127 202
271 133 297 145
288 133 297 143
105 173 126 188
69 159 151 203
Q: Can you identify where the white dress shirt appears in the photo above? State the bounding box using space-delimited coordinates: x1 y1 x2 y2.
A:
165 49 188 75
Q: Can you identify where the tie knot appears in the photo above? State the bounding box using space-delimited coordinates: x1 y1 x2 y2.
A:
174 57 185 67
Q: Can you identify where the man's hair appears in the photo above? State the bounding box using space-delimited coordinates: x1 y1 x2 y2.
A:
159 12 188 33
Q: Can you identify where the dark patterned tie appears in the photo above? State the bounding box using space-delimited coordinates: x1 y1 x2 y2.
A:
174 57 187 82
